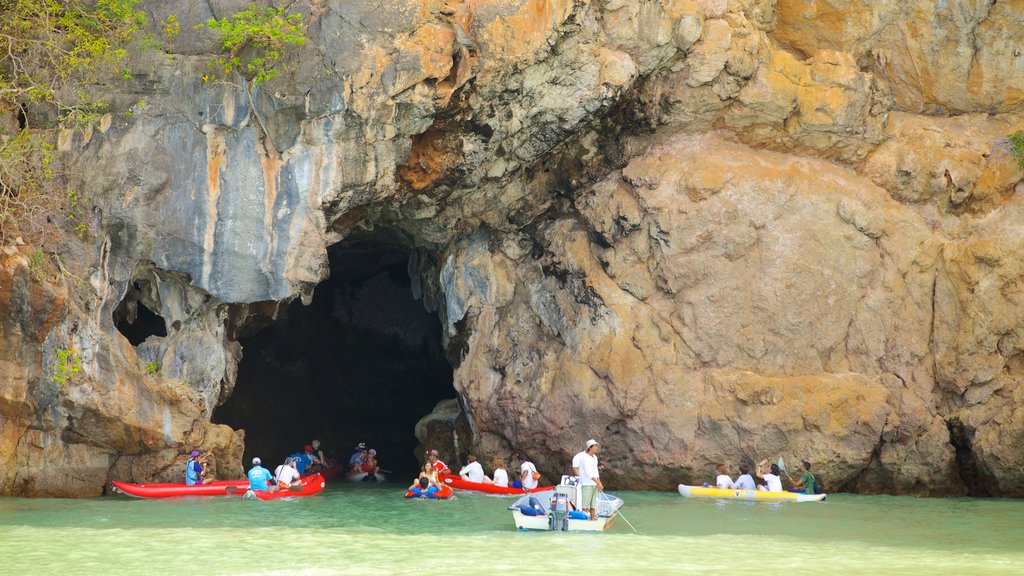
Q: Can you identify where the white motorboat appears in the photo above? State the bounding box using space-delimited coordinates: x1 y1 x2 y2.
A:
508 476 623 532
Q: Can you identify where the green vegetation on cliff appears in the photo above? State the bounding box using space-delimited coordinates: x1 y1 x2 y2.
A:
197 3 306 86
0 0 148 245
1009 130 1024 171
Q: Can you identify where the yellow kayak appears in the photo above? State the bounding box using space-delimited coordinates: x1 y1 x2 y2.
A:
677 484 826 502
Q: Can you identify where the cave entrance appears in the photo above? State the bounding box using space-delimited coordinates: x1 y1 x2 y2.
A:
213 238 454 478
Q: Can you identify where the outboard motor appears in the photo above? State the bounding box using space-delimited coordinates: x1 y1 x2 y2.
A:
549 492 570 531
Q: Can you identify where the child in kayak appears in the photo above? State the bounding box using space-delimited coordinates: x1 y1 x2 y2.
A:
715 463 733 489
732 464 756 490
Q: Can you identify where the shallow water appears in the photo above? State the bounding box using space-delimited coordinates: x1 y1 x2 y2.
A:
2 483 1022 575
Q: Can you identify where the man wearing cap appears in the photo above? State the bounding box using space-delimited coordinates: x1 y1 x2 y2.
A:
427 450 450 474
185 450 212 485
572 439 604 520
247 457 275 492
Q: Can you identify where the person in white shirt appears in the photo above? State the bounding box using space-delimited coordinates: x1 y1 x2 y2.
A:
516 453 539 490
732 464 756 490
487 458 509 487
275 458 302 490
755 459 783 492
572 439 604 520
459 453 486 483
714 463 733 489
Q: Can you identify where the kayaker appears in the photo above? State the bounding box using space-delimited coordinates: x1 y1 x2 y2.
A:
408 476 439 497
792 460 816 494
247 457 275 492
276 458 302 490
458 453 486 483
714 463 733 489
572 439 602 520
487 458 509 487
311 439 330 469
416 460 439 487
755 459 783 492
731 464 756 490
185 450 213 485
362 449 380 477
349 443 368 473
302 444 323 474
427 449 450 474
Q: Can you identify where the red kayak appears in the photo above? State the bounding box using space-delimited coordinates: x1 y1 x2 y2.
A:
438 473 550 496
111 479 251 498
404 485 454 499
248 473 325 500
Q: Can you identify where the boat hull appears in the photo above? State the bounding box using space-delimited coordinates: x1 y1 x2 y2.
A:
677 484 826 502
439 473 549 496
511 510 614 532
111 479 252 498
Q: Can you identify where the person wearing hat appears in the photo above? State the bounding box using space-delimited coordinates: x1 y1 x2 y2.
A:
571 439 603 520
302 444 323 474
792 460 816 495
348 443 368 473
275 457 302 490
247 457 275 492
185 450 212 485
426 449 450 474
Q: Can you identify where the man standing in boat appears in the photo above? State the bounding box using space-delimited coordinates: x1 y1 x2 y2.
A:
572 439 604 520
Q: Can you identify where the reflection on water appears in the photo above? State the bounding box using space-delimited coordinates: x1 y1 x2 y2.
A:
1 483 1022 575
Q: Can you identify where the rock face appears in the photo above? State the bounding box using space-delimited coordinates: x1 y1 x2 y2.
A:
1 0 1023 496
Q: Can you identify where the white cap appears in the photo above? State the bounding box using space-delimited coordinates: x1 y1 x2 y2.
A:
586 439 600 449
252 457 261 465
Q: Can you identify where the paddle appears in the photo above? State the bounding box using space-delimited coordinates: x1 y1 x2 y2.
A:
777 457 795 482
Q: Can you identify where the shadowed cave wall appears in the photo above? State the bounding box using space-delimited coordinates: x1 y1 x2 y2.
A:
213 240 454 477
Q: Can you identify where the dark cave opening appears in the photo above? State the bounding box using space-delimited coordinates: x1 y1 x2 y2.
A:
113 282 168 346
213 239 454 479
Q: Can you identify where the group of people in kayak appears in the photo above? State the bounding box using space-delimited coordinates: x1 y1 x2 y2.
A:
407 439 607 520
347 443 382 478
711 459 817 494
409 449 542 491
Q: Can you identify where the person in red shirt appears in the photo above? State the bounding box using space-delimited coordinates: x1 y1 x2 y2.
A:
426 449 450 474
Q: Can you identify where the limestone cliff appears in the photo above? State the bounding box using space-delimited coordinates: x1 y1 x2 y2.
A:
1 0 1022 497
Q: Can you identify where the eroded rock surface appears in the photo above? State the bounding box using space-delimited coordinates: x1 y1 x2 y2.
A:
2 0 1023 496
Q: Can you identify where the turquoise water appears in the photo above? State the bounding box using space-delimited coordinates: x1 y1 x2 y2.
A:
2 483 1023 575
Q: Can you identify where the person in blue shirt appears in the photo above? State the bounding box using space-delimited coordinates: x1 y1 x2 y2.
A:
288 451 309 474
185 450 210 485
247 457 275 492
409 476 439 498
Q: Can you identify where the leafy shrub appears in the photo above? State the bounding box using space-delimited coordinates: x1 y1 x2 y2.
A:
1009 131 1024 171
197 3 306 85
53 346 82 387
